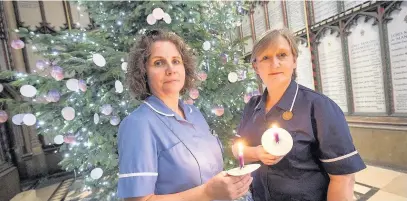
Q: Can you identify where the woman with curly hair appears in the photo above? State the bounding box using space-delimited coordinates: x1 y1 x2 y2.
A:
117 29 252 201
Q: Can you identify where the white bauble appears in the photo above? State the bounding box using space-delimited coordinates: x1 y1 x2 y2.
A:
92 53 106 67
20 85 37 98
61 107 75 121
90 168 103 179
22 113 36 126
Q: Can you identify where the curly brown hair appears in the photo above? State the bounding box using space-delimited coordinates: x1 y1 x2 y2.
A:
126 29 197 100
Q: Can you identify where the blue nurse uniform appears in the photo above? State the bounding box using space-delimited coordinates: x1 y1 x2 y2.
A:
117 95 224 198
237 80 366 201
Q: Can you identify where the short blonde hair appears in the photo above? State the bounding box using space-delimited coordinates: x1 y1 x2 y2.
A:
251 28 298 79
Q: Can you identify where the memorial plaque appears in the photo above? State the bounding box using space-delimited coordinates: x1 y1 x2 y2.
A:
313 1 339 23
43 1 65 31
318 29 348 112
16 1 42 30
70 2 91 29
348 16 386 113
387 1 407 113
253 5 266 40
286 1 306 32
344 1 366 11
296 42 315 90
242 15 253 53
267 1 285 30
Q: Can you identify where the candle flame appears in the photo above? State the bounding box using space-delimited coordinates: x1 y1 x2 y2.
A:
271 124 278 128
238 142 244 156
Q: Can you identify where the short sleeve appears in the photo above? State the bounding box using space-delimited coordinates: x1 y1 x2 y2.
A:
312 97 366 175
117 114 158 198
235 96 261 143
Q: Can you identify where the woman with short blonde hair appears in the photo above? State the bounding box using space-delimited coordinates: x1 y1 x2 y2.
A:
233 28 365 201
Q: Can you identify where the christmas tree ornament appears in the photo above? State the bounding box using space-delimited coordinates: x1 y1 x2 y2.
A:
79 79 87 92
100 104 113 115
54 135 64 145
228 72 238 83
115 80 124 93
184 98 194 105
212 106 224 116
66 79 79 92
237 70 247 81
121 62 128 72
11 39 25 49
91 168 104 179
198 72 207 81
110 116 121 126
163 13 172 24
147 14 157 25
35 60 47 70
12 114 25 125
220 53 228 64
244 93 251 103
189 88 199 99
64 135 76 144
51 66 64 81
202 41 211 51
0 110 8 123
61 107 75 121
94 113 100 124
20 85 37 98
92 53 106 67
22 113 36 126
46 89 60 102
152 8 165 20
233 54 239 65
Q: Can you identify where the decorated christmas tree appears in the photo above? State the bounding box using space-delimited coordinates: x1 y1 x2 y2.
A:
1 1 258 199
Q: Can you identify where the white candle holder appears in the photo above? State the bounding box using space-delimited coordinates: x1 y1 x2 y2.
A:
261 127 293 156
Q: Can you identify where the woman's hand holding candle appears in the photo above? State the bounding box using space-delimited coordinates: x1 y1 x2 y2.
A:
255 145 283 166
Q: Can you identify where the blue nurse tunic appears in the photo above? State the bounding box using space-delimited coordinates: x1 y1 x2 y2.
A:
117 95 224 198
237 80 366 201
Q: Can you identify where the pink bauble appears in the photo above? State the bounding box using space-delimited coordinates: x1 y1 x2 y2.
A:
63 135 76 144
220 53 228 64
198 72 208 81
212 106 225 117
46 89 61 103
35 60 47 70
184 98 194 105
79 79 87 92
244 94 252 103
189 88 199 100
11 39 25 49
0 110 8 123
51 66 64 81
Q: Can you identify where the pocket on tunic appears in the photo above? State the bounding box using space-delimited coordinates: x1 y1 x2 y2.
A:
290 131 312 163
266 130 310 180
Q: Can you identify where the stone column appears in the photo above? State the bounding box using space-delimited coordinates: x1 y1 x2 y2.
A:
2 1 27 73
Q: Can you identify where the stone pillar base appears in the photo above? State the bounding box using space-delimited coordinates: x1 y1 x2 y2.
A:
0 166 21 201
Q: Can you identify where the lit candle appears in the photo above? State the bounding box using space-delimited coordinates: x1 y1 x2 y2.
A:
272 124 280 143
238 142 245 169
261 123 293 156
